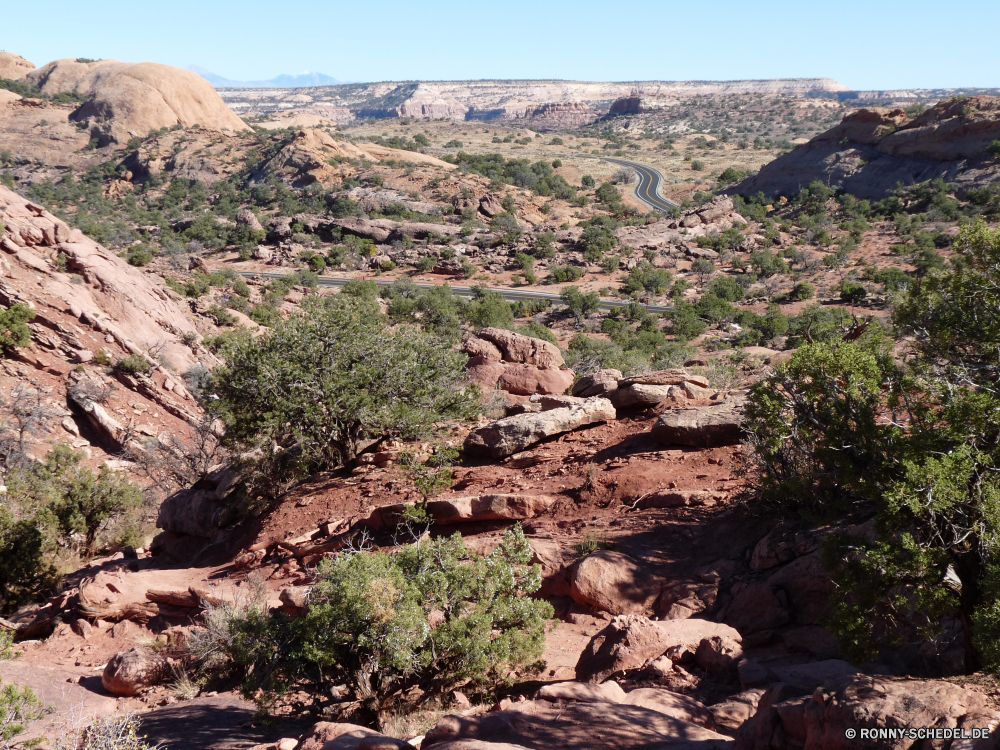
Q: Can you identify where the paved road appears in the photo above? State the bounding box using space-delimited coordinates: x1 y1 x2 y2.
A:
245 272 675 314
603 157 681 213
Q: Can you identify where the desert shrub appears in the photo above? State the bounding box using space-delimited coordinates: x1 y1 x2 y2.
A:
790 282 815 300
548 265 583 283
745 225 1000 668
517 321 557 345
666 302 708 340
52 713 159 750
561 286 600 320
708 276 744 302
126 244 154 267
210 295 477 495
212 527 552 721
620 265 671 296
581 175 595 188
462 288 514 330
0 678 47 746
114 354 153 376
839 280 867 304
0 304 34 351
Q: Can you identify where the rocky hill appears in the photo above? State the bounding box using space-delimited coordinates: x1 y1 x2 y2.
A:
730 95 1000 199
4 56 249 146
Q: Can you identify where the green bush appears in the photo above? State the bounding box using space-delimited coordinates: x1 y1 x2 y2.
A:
988 140 1000 158
0 304 34 351
210 295 477 493
211 527 552 719
790 282 815 300
708 276 744 302
126 244 154 267
463 288 514 330
839 280 867 304
581 175 596 188
548 265 583 283
561 286 601 320
114 354 153 376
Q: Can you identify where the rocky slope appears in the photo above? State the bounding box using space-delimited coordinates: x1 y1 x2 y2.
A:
731 95 1000 199
0 185 207 468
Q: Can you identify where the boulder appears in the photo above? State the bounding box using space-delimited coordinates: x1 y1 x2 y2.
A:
429 743 533 750
622 688 715 728
766 550 835 627
498 364 575 396
330 217 395 243
267 216 293 243
609 384 677 410
652 398 746 447
725 584 790 635
381 494 557 526
619 369 709 388
570 551 661 615
575 614 742 683
571 369 621 398
529 538 571 598
695 634 744 680
102 646 170 696
33 60 250 144
236 208 264 233
156 467 240 539
462 336 503 362
478 328 565 368
252 244 274 262
735 674 998 750
535 681 626 704
466 356 507 391
298 722 387 750
710 690 765 733
478 193 504 218
423 701 734 750
464 398 616 459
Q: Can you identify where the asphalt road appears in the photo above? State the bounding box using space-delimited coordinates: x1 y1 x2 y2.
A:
244 272 675 314
602 157 681 212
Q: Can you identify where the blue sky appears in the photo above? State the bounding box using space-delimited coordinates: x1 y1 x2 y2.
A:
1 0 996 90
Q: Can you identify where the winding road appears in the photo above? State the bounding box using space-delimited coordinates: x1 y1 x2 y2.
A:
603 157 681 213
244 273 674 314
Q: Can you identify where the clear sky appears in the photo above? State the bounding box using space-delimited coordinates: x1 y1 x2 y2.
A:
1 0 996 90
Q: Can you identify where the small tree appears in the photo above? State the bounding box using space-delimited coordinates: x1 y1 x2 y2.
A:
211 295 478 494
216 527 553 725
0 305 33 351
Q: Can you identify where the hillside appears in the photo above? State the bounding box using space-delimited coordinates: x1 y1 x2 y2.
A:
731 96 1000 199
1 49 1000 750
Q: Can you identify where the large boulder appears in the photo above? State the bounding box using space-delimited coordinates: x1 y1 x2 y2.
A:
478 328 565 369
463 336 503 362
381 494 557 525
652 398 746 447
619 369 709 388
297 722 418 750
725 584 790 635
571 369 621 397
498 364 575 396
622 688 715 728
28 60 250 145
575 614 742 683
466 356 507 391
102 646 170 696
609 384 677 410
423 700 734 750
736 674 999 750
535 681 626 704
569 551 661 615
155 467 240 539
464 398 615 459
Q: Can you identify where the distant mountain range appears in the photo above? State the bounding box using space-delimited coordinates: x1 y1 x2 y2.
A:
187 65 344 88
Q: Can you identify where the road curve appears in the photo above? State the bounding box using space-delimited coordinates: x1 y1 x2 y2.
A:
242 272 675 314
603 157 680 213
